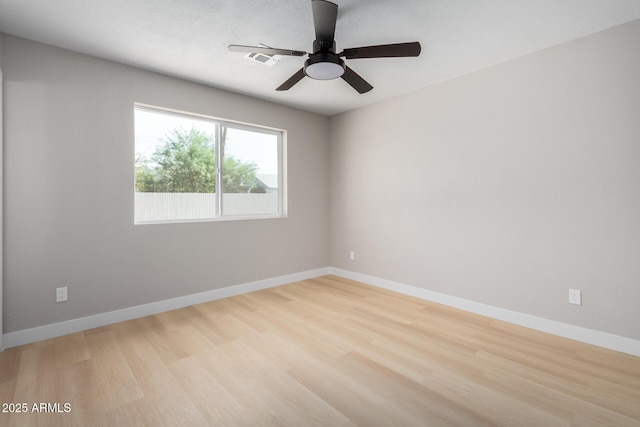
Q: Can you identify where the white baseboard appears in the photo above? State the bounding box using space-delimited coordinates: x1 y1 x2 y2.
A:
2 267 331 350
4 266 639 357
328 268 640 357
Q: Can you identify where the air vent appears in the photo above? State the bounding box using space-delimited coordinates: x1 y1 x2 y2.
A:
244 44 282 66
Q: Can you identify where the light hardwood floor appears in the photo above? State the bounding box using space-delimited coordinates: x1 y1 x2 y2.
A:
1 275 639 426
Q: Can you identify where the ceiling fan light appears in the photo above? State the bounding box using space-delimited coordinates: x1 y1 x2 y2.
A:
304 54 345 80
305 62 345 79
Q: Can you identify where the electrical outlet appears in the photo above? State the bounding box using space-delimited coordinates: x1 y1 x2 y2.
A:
568 289 581 305
349 250 355 261
56 286 68 303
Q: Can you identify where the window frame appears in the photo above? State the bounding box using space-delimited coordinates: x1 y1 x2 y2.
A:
134 103 287 224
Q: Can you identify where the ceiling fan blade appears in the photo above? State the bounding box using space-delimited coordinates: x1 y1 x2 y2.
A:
311 0 338 44
341 42 421 59
228 44 307 57
341 66 373 94
276 68 307 91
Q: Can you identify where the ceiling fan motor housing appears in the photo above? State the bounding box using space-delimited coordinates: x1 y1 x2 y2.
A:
313 39 336 53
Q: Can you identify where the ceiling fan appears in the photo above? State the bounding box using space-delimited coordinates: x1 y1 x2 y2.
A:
228 0 421 94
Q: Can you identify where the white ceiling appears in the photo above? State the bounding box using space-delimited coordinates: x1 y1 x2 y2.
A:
1 0 640 116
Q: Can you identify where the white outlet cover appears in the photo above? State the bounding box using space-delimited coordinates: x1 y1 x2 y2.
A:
56 286 68 302
568 289 582 305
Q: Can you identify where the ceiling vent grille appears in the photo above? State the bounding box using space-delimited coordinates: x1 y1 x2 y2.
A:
244 44 282 66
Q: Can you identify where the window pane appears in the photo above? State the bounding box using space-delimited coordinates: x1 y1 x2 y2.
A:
135 108 217 222
222 127 280 216
134 105 284 224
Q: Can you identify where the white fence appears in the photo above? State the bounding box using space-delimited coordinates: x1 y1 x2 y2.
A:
135 192 279 222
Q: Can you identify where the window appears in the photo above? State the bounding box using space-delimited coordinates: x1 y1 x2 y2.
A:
134 105 285 223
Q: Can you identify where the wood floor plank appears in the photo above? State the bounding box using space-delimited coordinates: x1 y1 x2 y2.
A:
169 354 260 427
427 364 575 427
2 275 639 426
287 354 417 427
335 351 498 427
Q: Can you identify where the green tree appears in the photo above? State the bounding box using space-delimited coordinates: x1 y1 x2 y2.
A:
222 156 259 193
135 153 157 192
135 128 258 193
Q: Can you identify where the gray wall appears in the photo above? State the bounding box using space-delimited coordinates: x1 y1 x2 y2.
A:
4 19 640 342
330 20 640 340
2 35 330 333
